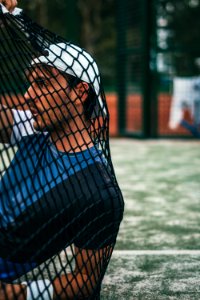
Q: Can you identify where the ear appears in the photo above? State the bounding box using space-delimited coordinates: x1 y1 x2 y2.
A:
75 82 89 102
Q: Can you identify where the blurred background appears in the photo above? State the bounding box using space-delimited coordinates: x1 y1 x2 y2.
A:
16 0 200 139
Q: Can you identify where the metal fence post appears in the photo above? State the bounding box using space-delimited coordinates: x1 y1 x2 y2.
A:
116 0 127 136
141 0 157 138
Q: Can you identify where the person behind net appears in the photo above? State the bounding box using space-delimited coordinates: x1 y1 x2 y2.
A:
0 0 124 299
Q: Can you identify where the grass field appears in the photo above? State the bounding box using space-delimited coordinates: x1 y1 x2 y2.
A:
101 139 200 299
1 139 200 299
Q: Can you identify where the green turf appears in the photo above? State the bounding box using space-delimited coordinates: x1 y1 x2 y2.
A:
101 253 200 299
110 139 200 250
100 139 200 299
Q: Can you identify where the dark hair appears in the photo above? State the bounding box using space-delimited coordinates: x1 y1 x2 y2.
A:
61 72 97 121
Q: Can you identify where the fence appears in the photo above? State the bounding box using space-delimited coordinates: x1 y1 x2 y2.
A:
115 0 200 138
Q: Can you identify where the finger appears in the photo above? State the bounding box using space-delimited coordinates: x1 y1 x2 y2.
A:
2 0 12 11
9 0 18 12
12 0 18 9
2 0 17 12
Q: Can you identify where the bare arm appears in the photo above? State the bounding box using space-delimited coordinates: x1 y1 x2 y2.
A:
0 246 111 300
53 246 111 299
0 283 26 300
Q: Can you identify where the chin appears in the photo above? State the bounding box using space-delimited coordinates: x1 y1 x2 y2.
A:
33 120 51 132
33 116 67 133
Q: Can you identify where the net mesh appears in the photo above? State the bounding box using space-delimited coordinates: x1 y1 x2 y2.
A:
0 5 124 299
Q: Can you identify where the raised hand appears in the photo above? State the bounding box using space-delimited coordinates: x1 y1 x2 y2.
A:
0 0 18 13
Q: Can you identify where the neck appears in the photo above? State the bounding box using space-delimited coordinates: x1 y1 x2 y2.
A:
50 120 93 152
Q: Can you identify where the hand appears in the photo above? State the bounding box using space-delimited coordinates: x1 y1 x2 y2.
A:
0 282 26 300
0 0 18 12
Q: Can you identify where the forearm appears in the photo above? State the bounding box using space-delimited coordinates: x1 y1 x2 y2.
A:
53 272 95 299
0 274 93 300
53 247 104 299
0 282 26 300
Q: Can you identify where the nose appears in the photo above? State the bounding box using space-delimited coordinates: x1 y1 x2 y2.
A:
24 85 35 101
24 89 32 107
24 84 41 104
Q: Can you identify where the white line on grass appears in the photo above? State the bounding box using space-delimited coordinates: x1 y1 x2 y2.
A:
59 249 200 259
113 250 200 256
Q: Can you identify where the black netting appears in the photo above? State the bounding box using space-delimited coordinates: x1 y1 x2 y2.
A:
0 4 124 299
